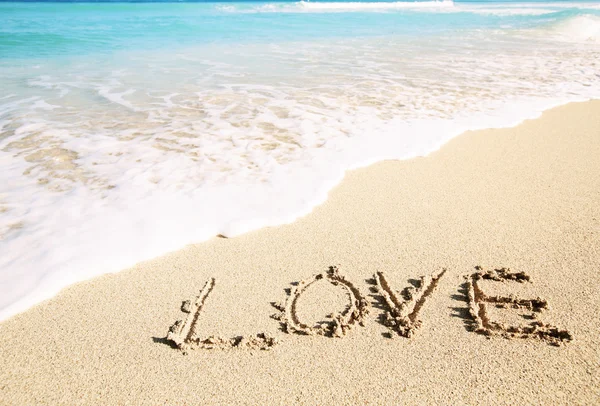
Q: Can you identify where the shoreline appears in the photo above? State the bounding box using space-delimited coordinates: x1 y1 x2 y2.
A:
2 96 596 323
1 100 600 404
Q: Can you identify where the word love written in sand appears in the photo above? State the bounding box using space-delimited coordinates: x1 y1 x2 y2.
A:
165 266 572 353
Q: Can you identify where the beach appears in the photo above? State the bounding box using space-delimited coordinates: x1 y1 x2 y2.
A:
3 1 600 321
1 100 599 405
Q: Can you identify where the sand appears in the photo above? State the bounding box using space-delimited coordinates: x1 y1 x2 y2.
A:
1 101 599 405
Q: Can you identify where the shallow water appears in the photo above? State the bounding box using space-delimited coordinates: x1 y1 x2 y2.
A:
1 0 600 320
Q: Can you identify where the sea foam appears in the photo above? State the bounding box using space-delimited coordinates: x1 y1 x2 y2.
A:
217 0 455 13
550 14 600 42
1 1 600 321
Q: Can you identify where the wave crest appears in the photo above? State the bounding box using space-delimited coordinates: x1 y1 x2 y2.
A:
549 15 600 42
296 0 454 11
217 0 454 13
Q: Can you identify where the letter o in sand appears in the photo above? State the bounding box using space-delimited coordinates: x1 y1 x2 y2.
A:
283 266 369 338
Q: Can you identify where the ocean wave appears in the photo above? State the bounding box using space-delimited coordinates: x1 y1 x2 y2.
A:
2 32 600 321
2 1 600 322
296 0 454 11
217 0 455 13
214 1 600 15
529 14 600 42
552 14 600 42
456 7 558 17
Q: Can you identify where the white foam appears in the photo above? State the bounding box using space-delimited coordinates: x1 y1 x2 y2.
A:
296 0 454 11
456 7 558 16
220 0 455 13
548 14 600 42
1 22 600 322
216 1 600 15
97 87 140 111
445 1 600 16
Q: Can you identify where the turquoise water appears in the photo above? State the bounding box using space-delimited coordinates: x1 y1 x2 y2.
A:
2 1 599 57
1 0 600 320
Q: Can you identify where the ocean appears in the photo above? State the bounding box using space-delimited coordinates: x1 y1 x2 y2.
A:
1 0 599 320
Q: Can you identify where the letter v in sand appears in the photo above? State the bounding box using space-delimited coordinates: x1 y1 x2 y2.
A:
374 269 447 338
166 278 279 353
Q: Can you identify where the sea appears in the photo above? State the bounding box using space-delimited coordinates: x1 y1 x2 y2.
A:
1 0 599 320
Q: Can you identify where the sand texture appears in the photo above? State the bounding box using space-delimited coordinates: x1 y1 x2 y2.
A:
1 101 600 405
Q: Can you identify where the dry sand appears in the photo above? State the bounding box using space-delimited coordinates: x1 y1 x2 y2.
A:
1 101 600 405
